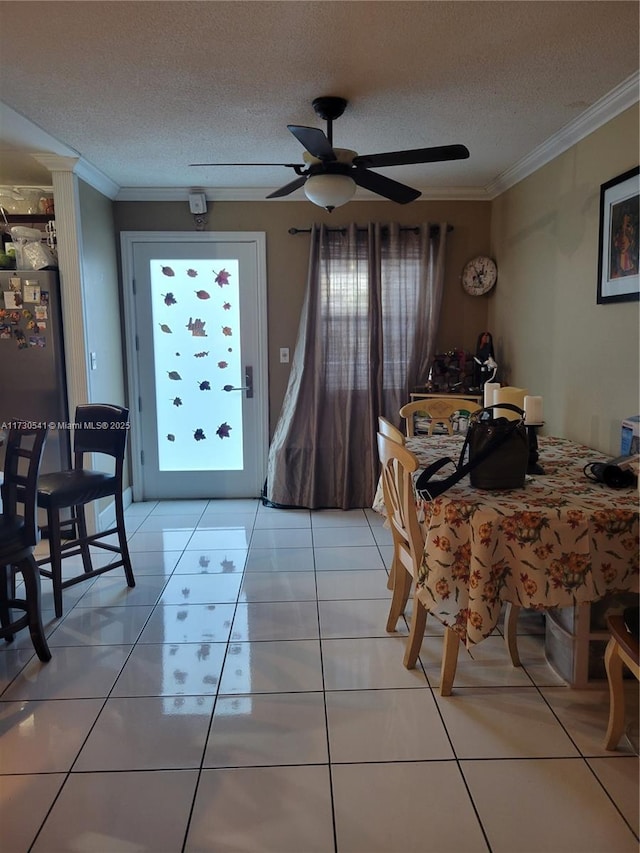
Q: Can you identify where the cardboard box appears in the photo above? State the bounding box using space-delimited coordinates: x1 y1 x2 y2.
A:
621 415 640 455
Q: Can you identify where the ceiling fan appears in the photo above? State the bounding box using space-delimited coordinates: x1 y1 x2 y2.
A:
190 96 470 210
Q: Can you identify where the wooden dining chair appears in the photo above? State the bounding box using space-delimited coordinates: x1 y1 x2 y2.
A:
377 417 406 591
399 398 481 437
378 416 405 446
603 607 639 750
376 432 425 633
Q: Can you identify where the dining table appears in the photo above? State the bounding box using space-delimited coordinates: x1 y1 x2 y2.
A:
374 433 639 651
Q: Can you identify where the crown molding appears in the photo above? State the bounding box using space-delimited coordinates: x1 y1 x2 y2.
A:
114 184 490 203
486 70 640 199
31 152 120 199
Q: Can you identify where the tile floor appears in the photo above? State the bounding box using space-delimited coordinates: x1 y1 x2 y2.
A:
1 499 638 853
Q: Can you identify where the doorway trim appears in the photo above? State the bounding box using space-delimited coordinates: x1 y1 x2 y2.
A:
120 231 268 501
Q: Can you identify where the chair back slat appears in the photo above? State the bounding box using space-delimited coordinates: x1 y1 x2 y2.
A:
2 422 49 546
376 432 424 570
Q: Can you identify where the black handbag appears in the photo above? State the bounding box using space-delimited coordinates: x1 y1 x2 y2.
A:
416 403 529 499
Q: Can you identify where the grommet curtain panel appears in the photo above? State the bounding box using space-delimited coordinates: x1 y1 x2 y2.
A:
265 222 447 509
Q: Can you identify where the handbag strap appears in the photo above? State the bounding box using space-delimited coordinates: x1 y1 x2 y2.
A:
416 404 526 500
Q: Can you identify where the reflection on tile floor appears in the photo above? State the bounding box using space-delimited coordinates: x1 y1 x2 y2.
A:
2 500 638 852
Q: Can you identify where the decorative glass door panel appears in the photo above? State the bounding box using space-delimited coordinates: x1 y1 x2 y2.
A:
123 233 267 500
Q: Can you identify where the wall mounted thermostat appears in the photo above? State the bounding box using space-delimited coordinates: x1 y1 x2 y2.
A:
188 192 207 214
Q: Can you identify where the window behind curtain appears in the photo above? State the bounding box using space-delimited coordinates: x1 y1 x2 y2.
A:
265 222 447 509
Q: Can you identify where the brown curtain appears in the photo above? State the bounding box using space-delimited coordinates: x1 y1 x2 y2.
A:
265 221 447 509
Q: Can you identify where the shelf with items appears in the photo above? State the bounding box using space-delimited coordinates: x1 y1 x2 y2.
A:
3 214 54 225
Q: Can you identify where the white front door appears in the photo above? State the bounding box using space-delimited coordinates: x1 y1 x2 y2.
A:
121 232 268 500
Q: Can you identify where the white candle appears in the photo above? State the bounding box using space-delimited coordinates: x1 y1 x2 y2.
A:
494 387 528 420
484 382 500 408
524 395 543 425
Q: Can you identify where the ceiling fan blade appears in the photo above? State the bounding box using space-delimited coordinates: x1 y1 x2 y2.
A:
266 175 308 199
353 168 421 204
353 144 470 169
189 162 303 168
287 125 336 161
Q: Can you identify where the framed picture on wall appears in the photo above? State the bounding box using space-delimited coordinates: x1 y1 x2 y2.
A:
597 166 639 304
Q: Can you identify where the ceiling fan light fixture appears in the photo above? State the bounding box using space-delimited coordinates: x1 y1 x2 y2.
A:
304 173 356 211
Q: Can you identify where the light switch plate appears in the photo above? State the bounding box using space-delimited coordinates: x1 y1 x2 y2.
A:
279 347 290 363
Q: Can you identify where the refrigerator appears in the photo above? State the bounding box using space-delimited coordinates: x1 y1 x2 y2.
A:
0 269 71 486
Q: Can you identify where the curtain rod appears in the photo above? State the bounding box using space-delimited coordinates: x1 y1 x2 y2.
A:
288 224 453 236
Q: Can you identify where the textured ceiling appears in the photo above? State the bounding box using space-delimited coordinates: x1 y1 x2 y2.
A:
0 1 638 200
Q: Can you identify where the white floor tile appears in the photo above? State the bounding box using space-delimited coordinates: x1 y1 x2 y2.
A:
435 687 580 759
326 688 454 762
313 525 377 547
230 601 320 641
319 598 406 638
137 513 204 531
47 605 153 646
138 603 235 644
418 634 536 689
1 645 132 700
0 646 39 692
244 547 315 572
315 569 389 600
186 766 334 853
74 573 167 609
0 774 66 853
540 685 637 756
586 756 640 835
127 529 195 551
186 528 252 550
218 640 324 694
74 695 215 770
201 499 259 514
204 692 329 767
111 641 227 697
148 499 209 515
462 757 639 852
322 637 428 690
128 549 182 575
253 508 311 528
160 572 242 604
31 770 199 853
239 571 317 602
174 548 247 574
249 527 313 549
0 699 104 772
310 509 368 527
314 545 384 571
332 761 488 853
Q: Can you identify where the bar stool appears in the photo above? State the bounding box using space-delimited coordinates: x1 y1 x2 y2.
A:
37 404 136 618
0 422 51 660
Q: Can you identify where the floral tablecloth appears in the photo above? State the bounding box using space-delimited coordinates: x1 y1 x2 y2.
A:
374 435 639 648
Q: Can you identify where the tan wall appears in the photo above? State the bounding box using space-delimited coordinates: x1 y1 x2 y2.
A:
489 105 639 454
113 198 491 432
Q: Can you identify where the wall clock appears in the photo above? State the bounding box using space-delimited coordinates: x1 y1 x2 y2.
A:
462 256 497 296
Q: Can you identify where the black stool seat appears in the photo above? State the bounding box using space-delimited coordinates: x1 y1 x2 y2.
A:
38 470 117 508
0 423 51 662
36 404 136 618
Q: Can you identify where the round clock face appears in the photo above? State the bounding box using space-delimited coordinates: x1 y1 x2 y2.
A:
462 256 497 296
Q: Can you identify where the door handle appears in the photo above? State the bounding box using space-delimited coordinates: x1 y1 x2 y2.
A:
223 366 253 398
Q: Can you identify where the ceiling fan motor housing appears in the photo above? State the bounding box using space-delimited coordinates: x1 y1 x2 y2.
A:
312 96 348 122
